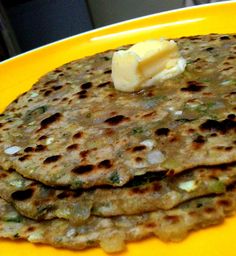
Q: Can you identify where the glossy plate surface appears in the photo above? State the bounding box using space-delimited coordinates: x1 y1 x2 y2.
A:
0 1 236 255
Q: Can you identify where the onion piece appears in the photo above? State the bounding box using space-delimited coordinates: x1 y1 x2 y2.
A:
4 146 22 155
147 150 165 164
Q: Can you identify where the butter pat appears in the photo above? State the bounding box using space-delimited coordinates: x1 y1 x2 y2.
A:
112 39 186 92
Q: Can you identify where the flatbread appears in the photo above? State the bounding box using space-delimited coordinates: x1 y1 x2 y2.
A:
0 34 236 189
0 164 235 223
0 188 236 253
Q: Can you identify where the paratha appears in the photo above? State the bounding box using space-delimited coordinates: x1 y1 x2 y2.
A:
0 164 235 223
0 188 236 253
0 34 235 189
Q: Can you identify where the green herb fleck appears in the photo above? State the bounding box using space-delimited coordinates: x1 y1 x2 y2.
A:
109 171 120 184
6 215 23 223
195 102 217 118
131 127 144 135
24 105 48 123
208 180 225 194
175 118 196 123
186 59 195 64
71 180 83 189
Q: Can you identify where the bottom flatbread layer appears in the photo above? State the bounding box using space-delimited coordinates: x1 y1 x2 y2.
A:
0 164 235 223
0 188 236 253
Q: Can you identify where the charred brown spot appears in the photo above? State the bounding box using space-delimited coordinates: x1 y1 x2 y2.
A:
13 97 19 104
0 173 7 178
204 207 216 214
11 189 34 201
132 187 148 194
171 135 180 143
61 97 68 102
98 159 112 169
205 47 214 51
57 190 83 199
155 127 170 136
193 135 205 144
38 135 47 141
222 66 233 71
225 146 233 151
8 168 15 173
188 211 198 217
77 90 87 95
145 222 156 228
66 144 79 151
104 115 128 125
104 69 111 74
215 146 224 150
135 157 143 162
24 147 34 153
104 128 114 136
52 85 62 91
167 170 175 176
142 111 155 118
203 92 212 96
217 199 232 207
152 182 162 191
73 131 83 139
200 118 236 134
192 57 200 63
57 191 71 199
43 155 61 164
35 145 46 152
72 164 94 174
97 81 111 88
210 133 217 137
81 82 92 90
44 90 52 96
18 155 30 161
79 94 87 99
181 81 205 92
132 145 146 152
147 91 154 97
45 79 57 85
164 215 180 224
80 150 89 158
54 69 62 73
220 35 230 40
40 113 62 129
26 226 36 232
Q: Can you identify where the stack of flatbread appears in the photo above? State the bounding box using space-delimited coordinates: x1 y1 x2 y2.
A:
0 33 235 253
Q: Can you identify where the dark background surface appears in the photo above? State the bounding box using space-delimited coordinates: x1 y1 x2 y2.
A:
0 0 225 61
1 0 92 53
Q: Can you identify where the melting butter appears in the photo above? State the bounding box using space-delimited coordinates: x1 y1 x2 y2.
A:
112 39 186 92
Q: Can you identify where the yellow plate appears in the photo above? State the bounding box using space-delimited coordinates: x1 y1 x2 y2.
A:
0 1 236 255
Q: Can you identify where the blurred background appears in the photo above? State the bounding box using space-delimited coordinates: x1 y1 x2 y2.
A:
0 0 229 61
